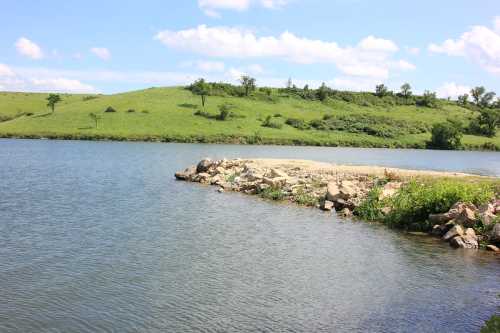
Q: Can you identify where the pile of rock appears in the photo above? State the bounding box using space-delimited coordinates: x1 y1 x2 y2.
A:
430 202 500 251
175 158 377 216
176 158 500 252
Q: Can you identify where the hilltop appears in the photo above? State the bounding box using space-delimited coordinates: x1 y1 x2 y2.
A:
0 86 498 150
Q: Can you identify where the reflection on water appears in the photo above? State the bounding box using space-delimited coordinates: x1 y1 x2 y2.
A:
0 139 499 332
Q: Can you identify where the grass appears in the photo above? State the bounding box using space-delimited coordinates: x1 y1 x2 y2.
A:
0 87 499 150
355 178 498 231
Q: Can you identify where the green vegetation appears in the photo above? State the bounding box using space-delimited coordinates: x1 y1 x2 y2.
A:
428 122 462 150
46 94 61 113
259 185 286 201
0 80 499 150
355 179 496 231
481 315 500 333
293 189 319 206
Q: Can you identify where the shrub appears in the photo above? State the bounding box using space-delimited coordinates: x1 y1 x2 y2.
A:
416 91 439 108
294 189 318 206
285 118 310 130
141 110 149 114
262 115 283 129
428 122 462 150
127 109 136 113
354 187 385 221
105 106 117 113
384 180 494 230
259 185 286 201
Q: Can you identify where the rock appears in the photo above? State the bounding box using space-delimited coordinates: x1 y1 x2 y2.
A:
450 236 466 248
339 181 357 200
257 183 271 192
326 182 341 202
454 207 477 228
429 212 454 224
270 168 288 178
196 158 213 173
442 225 464 242
263 177 287 187
431 224 446 237
218 187 224 193
175 166 196 181
464 228 477 239
321 200 334 211
339 208 353 217
489 223 500 245
479 203 496 226
381 207 392 215
378 182 402 200
486 244 500 252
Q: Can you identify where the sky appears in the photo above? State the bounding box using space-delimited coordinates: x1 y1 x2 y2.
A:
1 0 499 98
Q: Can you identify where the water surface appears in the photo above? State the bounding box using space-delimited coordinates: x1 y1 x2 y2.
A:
0 139 499 332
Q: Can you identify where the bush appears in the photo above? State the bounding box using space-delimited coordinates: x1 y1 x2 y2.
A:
481 315 500 333
384 180 494 230
354 187 385 221
285 118 310 130
262 116 283 129
259 185 286 201
428 122 462 150
127 109 136 113
294 189 318 206
105 106 117 113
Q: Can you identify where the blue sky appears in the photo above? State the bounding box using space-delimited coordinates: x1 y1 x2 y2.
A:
1 0 499 98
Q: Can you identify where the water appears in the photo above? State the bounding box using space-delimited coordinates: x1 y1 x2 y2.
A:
0 139 499 332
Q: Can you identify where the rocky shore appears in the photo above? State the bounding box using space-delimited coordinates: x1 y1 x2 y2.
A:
175 158 500 252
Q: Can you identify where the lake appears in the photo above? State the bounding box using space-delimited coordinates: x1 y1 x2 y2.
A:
0 139 499 332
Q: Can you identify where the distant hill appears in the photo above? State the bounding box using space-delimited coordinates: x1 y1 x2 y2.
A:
0 86 498 150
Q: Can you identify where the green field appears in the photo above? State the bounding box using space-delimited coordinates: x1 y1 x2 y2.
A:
0 87 499 150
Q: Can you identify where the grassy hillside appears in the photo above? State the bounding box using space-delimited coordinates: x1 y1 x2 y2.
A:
0 87 499 150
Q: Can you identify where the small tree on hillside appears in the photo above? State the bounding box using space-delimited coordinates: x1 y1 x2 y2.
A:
457 94 469 106
191 78 210 108
375 84 389 97
240 75 256 96
317 83 328 101
480 92 496 108
46 94 61 113
470 86 486 105
400 83 412 98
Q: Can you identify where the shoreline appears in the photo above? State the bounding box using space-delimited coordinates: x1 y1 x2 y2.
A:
0 133 499 152
176 158 500 252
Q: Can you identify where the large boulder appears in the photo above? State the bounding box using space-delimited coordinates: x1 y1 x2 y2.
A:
196 158 213 173
442 225 464 242
175 166 196 181
454 207 477 228
478 203 497 226
326 180 357 202
270 168 288 178
490 223 500 245
321 200 334 211
326 182 341 201
450 229 479 249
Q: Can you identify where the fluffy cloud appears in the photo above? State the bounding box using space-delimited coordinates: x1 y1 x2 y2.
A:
155 25 414 80
196 60 226 72
15 37 43 59
428 17 500 75
0 64 15 77
495 16 500 33
90 47 111 60
0 65 96 93
436 82 471 99
198 0 288 16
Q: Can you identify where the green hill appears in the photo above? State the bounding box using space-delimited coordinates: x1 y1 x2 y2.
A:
0 87 498 150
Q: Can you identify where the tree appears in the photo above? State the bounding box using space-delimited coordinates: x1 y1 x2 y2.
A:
428 122 462 150
89 113 102 129
469 108 500 137
417 90 438 108
400 83 412 98
375 84 389 97
317 83 328 101
46 94 61 113
286 77 293 90
471 86 486 105
191 78 210 108
480 91 496 108
240 76 256 96
457 94 469 105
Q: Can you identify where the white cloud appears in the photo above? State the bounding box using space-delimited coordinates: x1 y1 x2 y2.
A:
196 60 225 72
0 65 97 93
90 47 111 60
260 0 288 9
0 64 15 77
428 18 500 75
198 0 288 16
494 16 500 33
29 78 96 93
15 37 43 59
436 82 471 99
155 25 413 80
405 47 420 55
358 36 398 52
